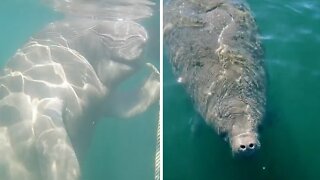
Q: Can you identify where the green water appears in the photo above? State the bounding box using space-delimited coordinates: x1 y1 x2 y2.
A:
164 0 320 180
0 0 159 180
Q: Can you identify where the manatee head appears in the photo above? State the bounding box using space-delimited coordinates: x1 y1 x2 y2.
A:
216 98 263 156
229 130 260 156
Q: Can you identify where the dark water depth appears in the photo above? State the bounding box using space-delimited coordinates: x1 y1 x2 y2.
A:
164 0 320 180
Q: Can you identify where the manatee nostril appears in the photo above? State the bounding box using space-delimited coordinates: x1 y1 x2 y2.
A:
249 143 254 149
240 145 246 149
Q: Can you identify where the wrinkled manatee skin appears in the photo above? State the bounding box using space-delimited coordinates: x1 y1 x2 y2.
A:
164 0 266 154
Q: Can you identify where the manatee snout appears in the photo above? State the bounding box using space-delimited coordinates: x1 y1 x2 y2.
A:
229 132 260 156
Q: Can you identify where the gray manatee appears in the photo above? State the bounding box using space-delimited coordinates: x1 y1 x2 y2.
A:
0 0 159 180
164 0 266 156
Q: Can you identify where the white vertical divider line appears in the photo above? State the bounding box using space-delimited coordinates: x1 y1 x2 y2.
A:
160 0 163 179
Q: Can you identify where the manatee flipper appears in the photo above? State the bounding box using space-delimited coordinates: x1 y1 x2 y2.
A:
189 113 206 139
106 63 159 118
33 99 80 180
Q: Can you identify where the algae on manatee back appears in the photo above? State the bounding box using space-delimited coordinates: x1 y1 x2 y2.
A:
164 0 266 156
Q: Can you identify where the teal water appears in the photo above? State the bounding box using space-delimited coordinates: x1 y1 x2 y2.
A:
164 0 320 180
82 2 160 179
0 0 61 67
0 0 159 180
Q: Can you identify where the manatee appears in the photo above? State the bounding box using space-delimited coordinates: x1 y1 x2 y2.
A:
0 0 159 179
164 0 266 156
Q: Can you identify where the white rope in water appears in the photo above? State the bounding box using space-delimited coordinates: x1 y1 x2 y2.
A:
154 108 161 180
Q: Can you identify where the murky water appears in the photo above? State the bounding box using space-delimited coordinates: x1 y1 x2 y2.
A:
164 0 320 179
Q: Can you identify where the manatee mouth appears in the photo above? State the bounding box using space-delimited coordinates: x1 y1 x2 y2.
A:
230 132 260 156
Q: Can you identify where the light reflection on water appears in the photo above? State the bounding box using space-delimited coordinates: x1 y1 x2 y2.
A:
0 0 159 180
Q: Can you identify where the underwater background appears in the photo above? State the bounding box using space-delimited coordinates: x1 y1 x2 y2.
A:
0 0 159 180
164 0 320 180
